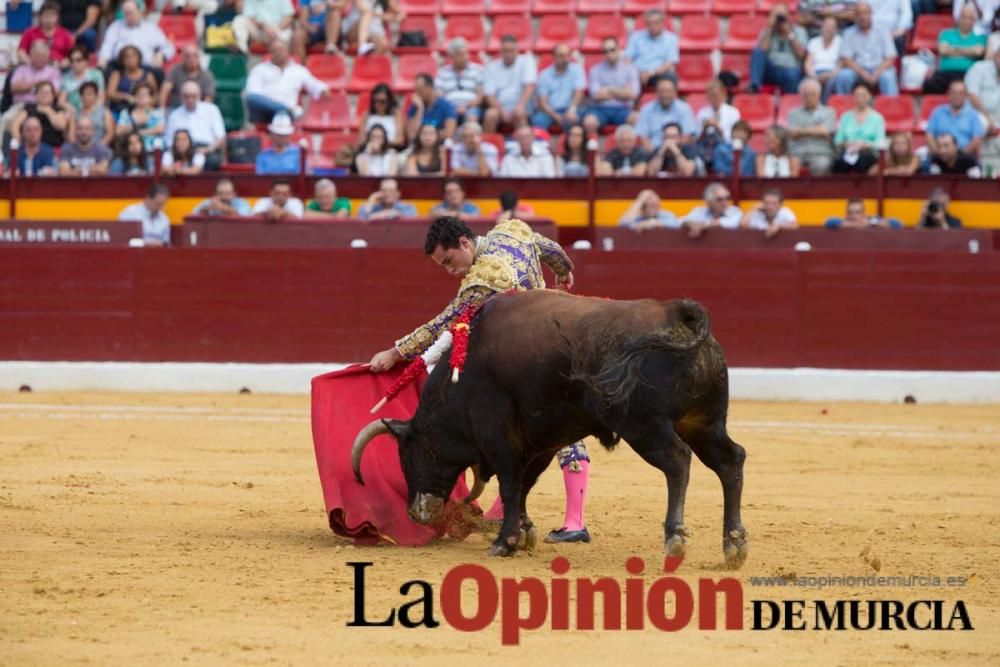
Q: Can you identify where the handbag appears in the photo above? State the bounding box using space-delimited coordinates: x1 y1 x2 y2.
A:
227 134 261 164
398 31 428 47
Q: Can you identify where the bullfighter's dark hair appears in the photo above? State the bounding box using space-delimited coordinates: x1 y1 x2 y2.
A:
424 217 475 255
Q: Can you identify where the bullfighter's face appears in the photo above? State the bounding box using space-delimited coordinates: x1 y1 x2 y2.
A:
430 237 476 279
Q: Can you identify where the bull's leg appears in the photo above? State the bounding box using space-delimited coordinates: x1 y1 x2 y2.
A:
490 474 523 557
678 420 748 569
515 453 554 551
622 423 692 558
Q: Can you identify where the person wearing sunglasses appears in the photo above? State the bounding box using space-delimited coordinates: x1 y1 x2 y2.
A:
582 37 640 137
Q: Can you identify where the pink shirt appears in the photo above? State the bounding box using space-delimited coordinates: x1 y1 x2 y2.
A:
10 64 62 104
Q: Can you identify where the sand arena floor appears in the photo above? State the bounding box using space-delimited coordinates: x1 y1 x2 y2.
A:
1 391 998 665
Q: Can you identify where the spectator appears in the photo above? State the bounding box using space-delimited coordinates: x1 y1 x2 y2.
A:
245 40 330 123
500 124 557 177
304 178 352 218
679 183 743 238
583 38 640 135
233 0 295 54
13 116 58 176
161 129 205 176
451 121 499 176
493 190 536 222
68 81 114 147
965 49 1000 174
798 0 858 33
164 81 226 170
757 126 801 177
825 197 902 228
483 36 537 133
60 46 104 113
115 83 164 152
710 119 757 176
805 17 843 94
255 113 303 175
406 73 458 143
648 122 698 177
625 9 680 88
952 0 1000 36
532 44 586 130
358 178 418 219
193 178 253 217
742 188 798 238
695 80 740 140
990 26 1000 58
55 0 100 54
106 45 158 116
634 78 695 148
436 38 486 123
750 3 809 94
599 124 650 176
925 3 989 94
10 82 68 149
403 124 445 176
926 132 981 175
340 0 391 56
98 1 175 69
252 179 305 220
17 2 74 67
8 42 61 109
557 123 590 176
355 124 399 177
292 0 342 60
881 131 921 175
832 82 885 173
119 183 171 246
872 0 913 57
619 189 679 230
832 1 899 96
359 83 404 146
58 115 111 175
926 79 986 154
161 44 217 111
918 187 963 228
110 131 154 175
787 77 836 175
430 178 480 219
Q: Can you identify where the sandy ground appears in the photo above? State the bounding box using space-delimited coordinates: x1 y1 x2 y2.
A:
1 391 999 666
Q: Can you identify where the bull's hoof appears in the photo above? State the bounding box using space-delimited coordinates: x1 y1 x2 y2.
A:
517 524 537 551
665 534 687 558
489 538 517 557
723 529 749 569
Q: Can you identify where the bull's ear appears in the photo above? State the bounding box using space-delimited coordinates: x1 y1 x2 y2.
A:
381 418 410 441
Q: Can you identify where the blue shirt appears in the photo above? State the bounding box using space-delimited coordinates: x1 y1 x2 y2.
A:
407 96 457 131
431 201 480 217
635 98 696 145
588 60 640 110
17 144 56 176
301 0 327 26
926 102 985 150
536 63 586 112
358 201 419 219
255 144 302 175
625 29 680 73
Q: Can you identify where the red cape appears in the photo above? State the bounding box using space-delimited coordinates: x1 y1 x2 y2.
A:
311 364 479 546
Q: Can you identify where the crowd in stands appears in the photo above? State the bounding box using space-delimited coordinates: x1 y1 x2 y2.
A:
2 0 999 183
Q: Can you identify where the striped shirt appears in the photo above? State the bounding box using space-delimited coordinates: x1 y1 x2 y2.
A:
435 62 485 110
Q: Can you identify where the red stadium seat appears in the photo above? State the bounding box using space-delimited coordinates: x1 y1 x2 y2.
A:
347 54 393 92
908 14 953 53
583 52 604 73
487 0 531 13
623 0 666 16
305 54 348 89
444 15 487 51
917 95 947 130
875 96 917 133
581 14 628 52
535 14 581 51
396 16 439 52
578 0 623 14
776 94 801 125
482 132 506 159
719 52 750 84
395 53 438 91
488 15 533 52
310 131 359 170
712 0 754 14
724 14 768 52
732 93 775 131
302 94 352 132
678 15 720 52
533 0 579 14
684 92 708 114
158 14 197 49
746 131 768 154
676 55 715 94
826 94 854 119
399 0 441 15
441 0 486 14
757 0 798 12
668 0 711 14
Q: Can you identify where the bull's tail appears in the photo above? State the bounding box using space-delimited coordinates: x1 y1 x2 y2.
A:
573 299 711 414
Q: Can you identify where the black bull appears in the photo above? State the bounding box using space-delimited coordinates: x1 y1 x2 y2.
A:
352 289 748 566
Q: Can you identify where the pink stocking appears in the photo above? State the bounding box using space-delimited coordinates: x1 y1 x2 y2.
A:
484 495 504 521
561 458 590 531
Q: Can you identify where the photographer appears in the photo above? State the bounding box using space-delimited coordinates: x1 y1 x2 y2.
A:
749 3 809 94
919 187 963 229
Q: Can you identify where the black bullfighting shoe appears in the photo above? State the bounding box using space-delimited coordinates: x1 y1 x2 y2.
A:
544 527 591 544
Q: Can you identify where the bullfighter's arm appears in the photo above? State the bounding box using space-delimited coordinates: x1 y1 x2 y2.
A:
394 285 494 360
532 233 574 280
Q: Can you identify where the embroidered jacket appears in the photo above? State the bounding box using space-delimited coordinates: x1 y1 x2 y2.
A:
394 219 573 359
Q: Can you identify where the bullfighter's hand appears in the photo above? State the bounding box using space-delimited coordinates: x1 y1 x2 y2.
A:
369 347 403 372
557 271 574 291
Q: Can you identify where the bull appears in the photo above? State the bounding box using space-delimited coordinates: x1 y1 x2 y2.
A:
352 289 748 566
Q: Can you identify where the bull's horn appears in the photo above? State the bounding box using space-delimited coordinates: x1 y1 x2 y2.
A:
351 420 390 485
462 465 485 504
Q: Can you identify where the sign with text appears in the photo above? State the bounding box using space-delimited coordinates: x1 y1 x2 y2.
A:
0 220 142 246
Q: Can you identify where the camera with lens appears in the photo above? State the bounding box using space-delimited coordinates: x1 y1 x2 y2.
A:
775 14 788 24
928 202 940 214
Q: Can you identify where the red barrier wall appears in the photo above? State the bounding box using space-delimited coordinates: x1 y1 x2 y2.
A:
1 247 998 370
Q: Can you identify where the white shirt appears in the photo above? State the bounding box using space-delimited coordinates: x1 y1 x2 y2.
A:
161 151 207 170
484 55 537 110
872 0 913 35
499 146 556 177
246 61 329 109
745 206 797 230
953 0 1000 35
252 196 305 218
119 201 171 244
807 34 843 74
98 20 176 65
694 102 741 140
164 102 226 147
679 205 743 229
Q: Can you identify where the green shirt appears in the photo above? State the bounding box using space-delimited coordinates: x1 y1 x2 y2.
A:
307 197 352 215
835 109 886 147
938 28 987 73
